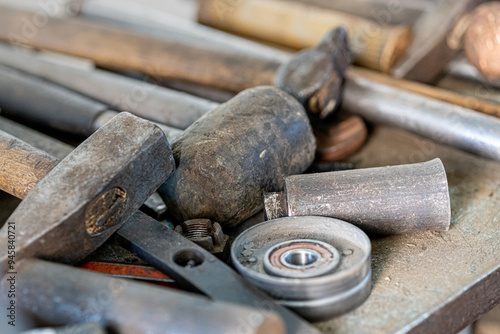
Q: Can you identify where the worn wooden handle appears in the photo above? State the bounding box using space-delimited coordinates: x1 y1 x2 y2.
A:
0 130 59 200
198 0 412 73
0 6 277 92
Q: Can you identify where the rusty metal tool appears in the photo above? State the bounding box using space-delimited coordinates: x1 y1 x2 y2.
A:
16 4 500 162
392 0 488 83
0 112 175 270
197 0 411 73
158 86 316 228
2 259 286 334
0 45 364 162
114 211 320 333
79 261 179 288
0 119 319 333
0 116 169 221
0 6 349 119
0 44 218 130
0 64 182 140
1 82 316 229
264 158 450 235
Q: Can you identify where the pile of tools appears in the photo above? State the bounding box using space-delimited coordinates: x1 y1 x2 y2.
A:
0 0 499 333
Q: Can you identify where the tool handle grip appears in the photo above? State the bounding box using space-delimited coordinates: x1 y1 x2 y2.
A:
0 6 278 92
198 0 411 73
0 64 107 136
0 130 58 200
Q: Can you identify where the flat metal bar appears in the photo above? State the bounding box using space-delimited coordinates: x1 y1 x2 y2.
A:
116 211 320 334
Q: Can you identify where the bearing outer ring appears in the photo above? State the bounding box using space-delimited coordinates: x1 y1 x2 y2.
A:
231 216 371 321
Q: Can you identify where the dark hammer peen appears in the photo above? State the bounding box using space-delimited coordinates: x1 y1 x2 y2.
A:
0 112 175 271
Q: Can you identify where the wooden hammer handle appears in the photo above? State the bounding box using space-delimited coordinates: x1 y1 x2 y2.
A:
0 130 59 200
198 0 411 73
0 6 277 92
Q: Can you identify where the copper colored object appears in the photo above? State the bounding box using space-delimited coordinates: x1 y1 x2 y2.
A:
314 116 368 161
465 2 500 80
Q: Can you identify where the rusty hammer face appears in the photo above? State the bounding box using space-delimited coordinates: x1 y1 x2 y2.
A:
0 112 175 271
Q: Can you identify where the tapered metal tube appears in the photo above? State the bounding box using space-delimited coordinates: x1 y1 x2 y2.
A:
2 259 285 334
265 159 451 235
344 71 500 161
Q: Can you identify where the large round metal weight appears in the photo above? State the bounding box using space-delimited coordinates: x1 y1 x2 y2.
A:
231 216 371 321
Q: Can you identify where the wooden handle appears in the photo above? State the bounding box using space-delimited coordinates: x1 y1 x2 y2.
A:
198 0 412 73
0 130 59 200
0 6 277 92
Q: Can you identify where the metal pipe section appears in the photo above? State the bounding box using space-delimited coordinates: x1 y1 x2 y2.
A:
265 159 451 235
344 71 500 161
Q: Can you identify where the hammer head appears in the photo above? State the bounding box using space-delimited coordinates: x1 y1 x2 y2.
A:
0 112 175 271
274 28 352 119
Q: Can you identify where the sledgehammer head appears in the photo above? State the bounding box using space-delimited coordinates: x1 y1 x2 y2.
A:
0 112 175 271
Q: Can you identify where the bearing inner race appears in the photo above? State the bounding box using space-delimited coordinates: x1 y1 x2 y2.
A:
264 239 341 278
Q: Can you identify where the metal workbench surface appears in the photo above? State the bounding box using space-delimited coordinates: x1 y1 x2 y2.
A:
317 126 500 334
1 126 498 334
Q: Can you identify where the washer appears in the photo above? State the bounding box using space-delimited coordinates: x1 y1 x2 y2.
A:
231 216 371 321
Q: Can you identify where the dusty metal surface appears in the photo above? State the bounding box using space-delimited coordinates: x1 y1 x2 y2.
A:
265 159 451 235
158 86 316 229
116 211 319 334
232 216 371 322
0 44 218 130
343 70 500 161
0 64 108 137
0 113 175 269
274 27 352 118
3 259 286 334
315 126 500 333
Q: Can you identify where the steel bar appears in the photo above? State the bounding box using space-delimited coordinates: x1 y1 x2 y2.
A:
0 44 217 130
343 70 500 161
2 259 285 334
0 63 182 141
63 4 500 161
116 211 320 334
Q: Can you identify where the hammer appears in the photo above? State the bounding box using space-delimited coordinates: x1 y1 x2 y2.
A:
0 112 175 271
1 82 315 231
2 6 499 161
0 123 319 334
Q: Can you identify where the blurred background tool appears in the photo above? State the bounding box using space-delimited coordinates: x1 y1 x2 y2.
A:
197 0 412 73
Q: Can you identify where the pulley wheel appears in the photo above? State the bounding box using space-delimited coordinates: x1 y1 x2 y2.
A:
231 216 371 321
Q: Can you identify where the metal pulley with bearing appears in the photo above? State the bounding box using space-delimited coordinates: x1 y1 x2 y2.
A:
231 216 372 321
